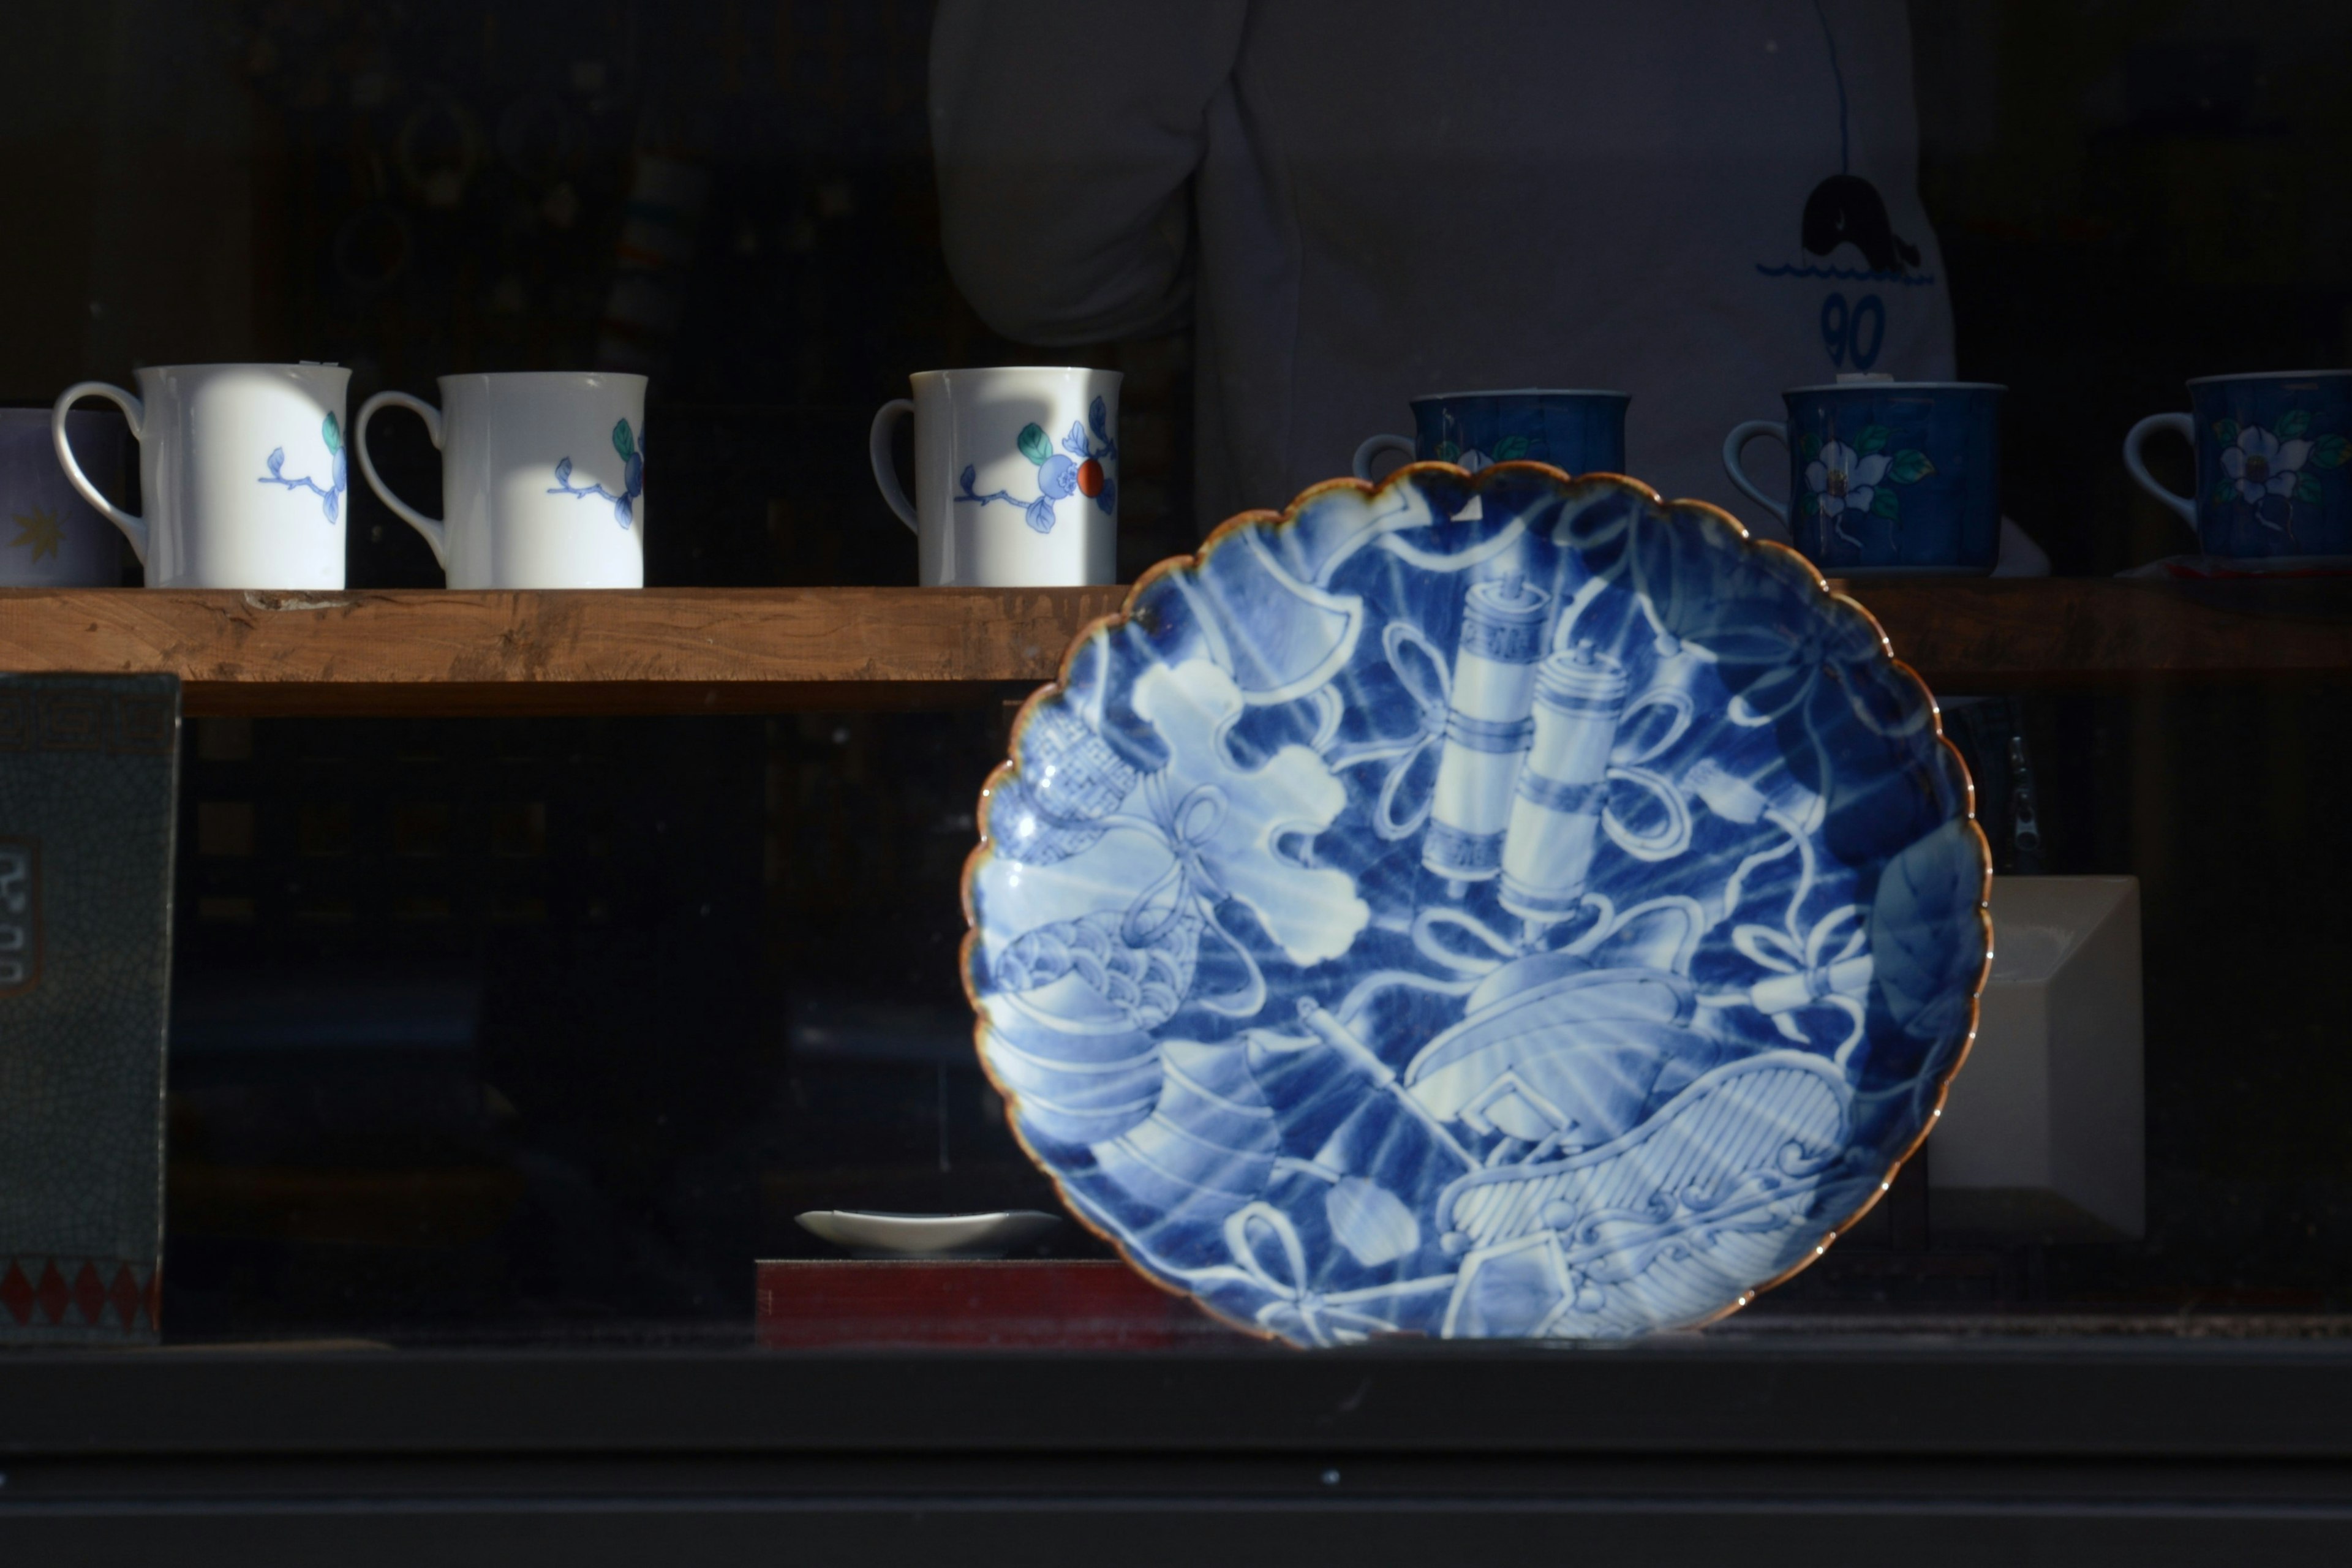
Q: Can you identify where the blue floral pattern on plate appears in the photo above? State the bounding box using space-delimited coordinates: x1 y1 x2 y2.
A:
964 466 1989 1344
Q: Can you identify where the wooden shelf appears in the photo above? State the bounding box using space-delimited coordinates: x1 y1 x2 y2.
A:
2 579 2349 716
0 587 1128 715
1845 576 2352 691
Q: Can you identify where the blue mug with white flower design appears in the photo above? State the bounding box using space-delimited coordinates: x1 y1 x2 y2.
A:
2 405 125 586
1724 377 2005 576
1352 389 1629 481
2124 372 2352 559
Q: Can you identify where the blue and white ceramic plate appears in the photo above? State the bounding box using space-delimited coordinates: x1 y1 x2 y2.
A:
963 466 1989 1344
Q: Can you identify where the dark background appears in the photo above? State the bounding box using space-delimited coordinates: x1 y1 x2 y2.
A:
4 0 2349 1340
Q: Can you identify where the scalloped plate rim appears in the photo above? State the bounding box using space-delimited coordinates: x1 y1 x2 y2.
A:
959 461 1993 1343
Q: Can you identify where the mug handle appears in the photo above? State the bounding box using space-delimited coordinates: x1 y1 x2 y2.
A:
1722 420 1790 524
2122 412 2199 530
1352 433 1415 482
355 391 450 568
53 382 149 565
869 399 919 535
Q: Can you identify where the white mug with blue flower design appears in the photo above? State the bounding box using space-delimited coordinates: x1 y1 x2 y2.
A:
870 367 1120 586
54 363 352 589
356 372 646 589
2124 371 2352 559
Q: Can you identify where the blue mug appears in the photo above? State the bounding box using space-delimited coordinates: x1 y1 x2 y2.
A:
2124 371 2352 559
1352 388 1629 480
3 405 126 586
1724 377 2005 576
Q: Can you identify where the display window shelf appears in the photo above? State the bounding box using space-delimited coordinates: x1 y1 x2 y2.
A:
7 0 2352 1556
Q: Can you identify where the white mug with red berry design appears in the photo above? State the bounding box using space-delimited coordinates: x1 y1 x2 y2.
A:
870 367 1120 587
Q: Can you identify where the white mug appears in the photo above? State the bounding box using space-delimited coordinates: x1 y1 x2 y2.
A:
53 363 352 589
869 367 1120 586
355 372 646 589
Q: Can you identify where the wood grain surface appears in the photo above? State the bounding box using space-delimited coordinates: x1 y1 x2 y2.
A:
1 579 2348 715
0 586 1128 715
1839 576 2352 690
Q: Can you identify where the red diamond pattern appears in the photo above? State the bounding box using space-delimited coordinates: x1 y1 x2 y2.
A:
106 1265 141 1329
0 1257 156 1335
34 1262 68 1325
72 1262 105 1325
0 1262 30 1325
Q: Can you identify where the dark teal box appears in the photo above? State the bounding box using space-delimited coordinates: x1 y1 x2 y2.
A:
0 674 178 1344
